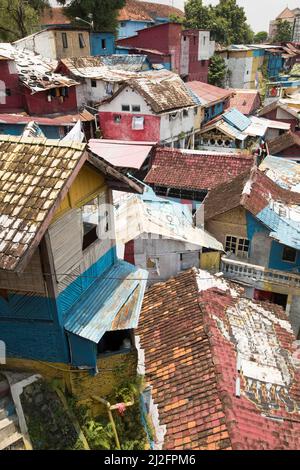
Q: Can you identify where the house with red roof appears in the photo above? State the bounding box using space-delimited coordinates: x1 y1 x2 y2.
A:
144 147 254 210
203 167 300 337
117 22 215 82
228 89 261 116
137 268 300 450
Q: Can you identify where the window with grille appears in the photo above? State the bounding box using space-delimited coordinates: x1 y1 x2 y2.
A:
225 236 250 258
282 246 297 263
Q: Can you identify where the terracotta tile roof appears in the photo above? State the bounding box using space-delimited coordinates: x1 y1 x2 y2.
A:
228 89 261 116
204 167 300 221
137 268 300 450
144 147 254 191
0 136 87 272
118 0 184 22
186 82 233 106
40 7 71 26
268 130 300 155
276 7 295 20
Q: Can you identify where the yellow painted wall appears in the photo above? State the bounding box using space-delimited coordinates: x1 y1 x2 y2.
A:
53 164 106 221
200 251 221 272
54 30 90 59
206 207 247 247
1 351 137 416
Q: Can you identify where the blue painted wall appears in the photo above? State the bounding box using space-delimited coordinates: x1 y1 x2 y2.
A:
67 333 97 370
203 102 225 124
266 53 283 79
268 241 300 273
0 123 64 139
0 246 117 364
118 20 152 39
90 32 115 56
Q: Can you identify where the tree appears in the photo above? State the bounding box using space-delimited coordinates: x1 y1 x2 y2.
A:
184 0 254 45
0 0 48 41
253 31 268 44
57 0 126 33
208 54 227 87
273 20 292 43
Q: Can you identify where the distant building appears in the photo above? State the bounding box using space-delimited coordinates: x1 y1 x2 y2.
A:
117 23 215 82
269 7 300 40
117 0 184 39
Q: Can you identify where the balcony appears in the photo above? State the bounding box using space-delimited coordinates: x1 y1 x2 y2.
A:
221 255 300 290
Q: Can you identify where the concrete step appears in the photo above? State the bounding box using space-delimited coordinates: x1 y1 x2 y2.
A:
0 432 24 450
0 397 15 420
0 415 18 441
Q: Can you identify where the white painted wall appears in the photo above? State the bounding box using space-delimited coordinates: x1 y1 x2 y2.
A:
180 36 189 76
225 55 253 89
198 31 215 61
160 108 195 144
14 30 56 60
77 80 124 107
133 237 200 285
99 87 153 115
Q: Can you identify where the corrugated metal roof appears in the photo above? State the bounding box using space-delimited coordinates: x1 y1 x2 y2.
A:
115 187 223 251
215 120 247 141
64 261 148 343
88 139 155 169
0 43 78 93
260 155 300 192
223 108 252 132
257 204 300 251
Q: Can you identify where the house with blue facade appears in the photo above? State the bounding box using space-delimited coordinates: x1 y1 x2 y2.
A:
0 135 147 375
117 0 184 39
90 32 115 56
204 165 300 338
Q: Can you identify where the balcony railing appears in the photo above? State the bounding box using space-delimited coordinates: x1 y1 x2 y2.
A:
221 256 300 289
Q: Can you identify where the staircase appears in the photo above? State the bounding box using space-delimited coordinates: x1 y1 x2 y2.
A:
0 375 25 450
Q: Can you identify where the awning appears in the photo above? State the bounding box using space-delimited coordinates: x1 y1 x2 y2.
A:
88 139 156 169
64 261 148 343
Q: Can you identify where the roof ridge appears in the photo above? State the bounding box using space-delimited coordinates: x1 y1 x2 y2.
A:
0 134 86 150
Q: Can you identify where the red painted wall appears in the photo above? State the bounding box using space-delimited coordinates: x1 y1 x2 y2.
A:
124 240 135 265
0 61 25 112
183 30 209 83
263 109 297 132
99 112 161 141
23 86 78 116
117 23 182 74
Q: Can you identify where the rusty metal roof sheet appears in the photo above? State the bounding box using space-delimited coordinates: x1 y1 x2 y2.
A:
64 260 148 343
0 135 87 272
0 43 78 93
60 56 170 81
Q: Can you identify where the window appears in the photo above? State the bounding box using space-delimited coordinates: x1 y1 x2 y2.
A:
225 236 250 258
122 105 130 111
203 36 206 45
5 88 11 96
101 39 106 50
78 33 85 49
132 116 144 130
132 105 141 112
282 246 297 263
91 79 97 88
183 109 189 117
114 114 121 123
62 32 68 49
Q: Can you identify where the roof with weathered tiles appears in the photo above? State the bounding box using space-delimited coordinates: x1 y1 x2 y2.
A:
138 268 300 450
186 81 233 107
40 7 71 26
268 130 300 155
118 0 184 22
0 43 78 93
0 136 87 272
144 148 254 191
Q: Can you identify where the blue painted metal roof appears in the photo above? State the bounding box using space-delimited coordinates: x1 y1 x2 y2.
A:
223 108 251 132
64 261 148 343
257 205 300 251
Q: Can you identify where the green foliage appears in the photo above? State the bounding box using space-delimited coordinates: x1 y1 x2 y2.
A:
273 20 292 43
0 0 49 41
253 31 268 44
185 0 254 45
208 54 227 87
57 0 125 33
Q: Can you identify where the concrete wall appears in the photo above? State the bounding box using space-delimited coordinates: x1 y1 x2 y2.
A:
206 207 248 246
23 86 78 116
0 61 25 113
14 30 56 59
160 108 195 144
